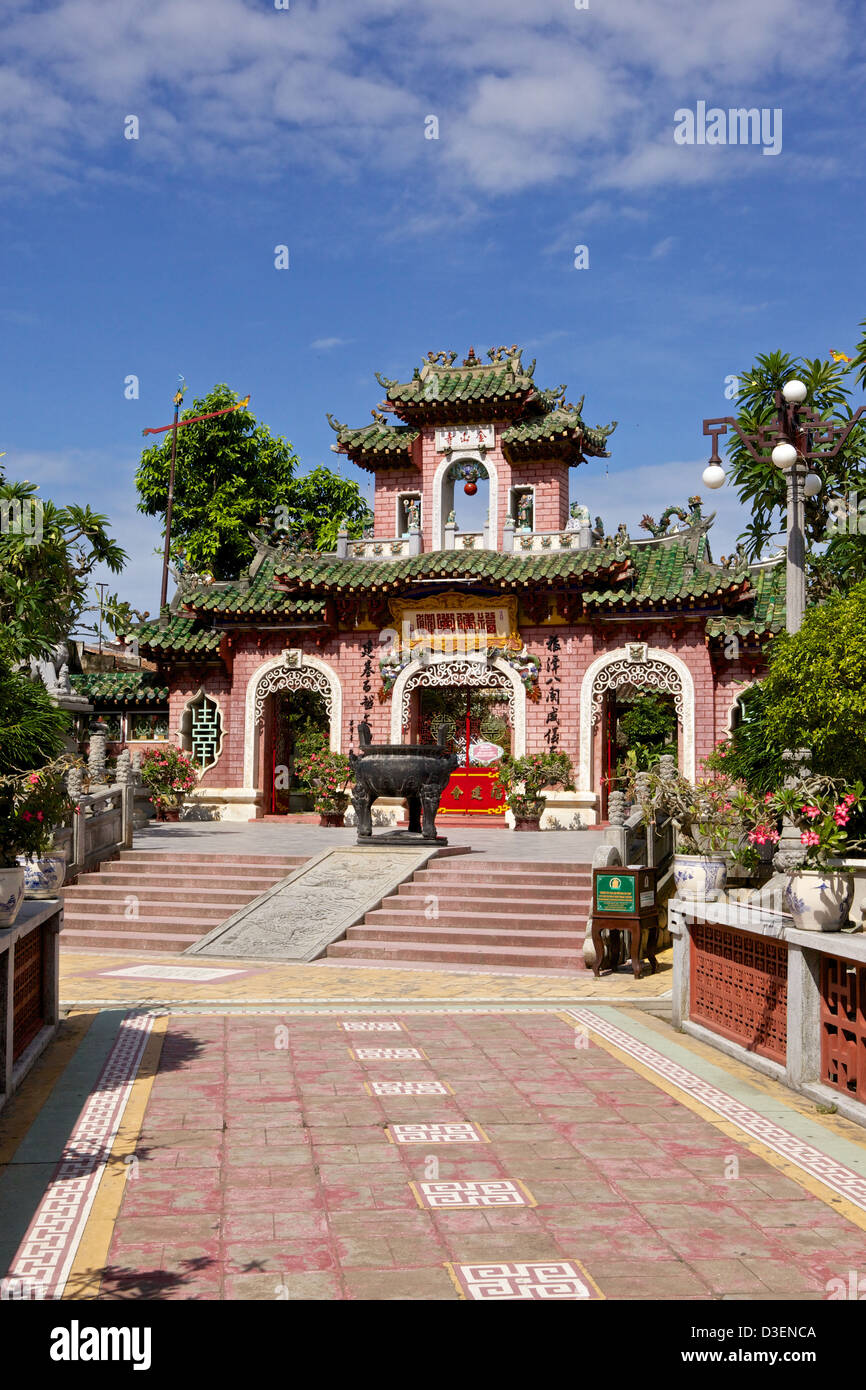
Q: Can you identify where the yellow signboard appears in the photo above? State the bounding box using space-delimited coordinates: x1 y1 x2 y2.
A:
388 592 521 655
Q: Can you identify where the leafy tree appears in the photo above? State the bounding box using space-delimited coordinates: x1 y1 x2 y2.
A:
713 582 866 788
0 644 70 774
0 478 126 663
724 350 866 595
135 385 372 580
616 692 677 771
703 685 785 793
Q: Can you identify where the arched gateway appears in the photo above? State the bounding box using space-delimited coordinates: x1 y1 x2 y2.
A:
243 651 342 791
114 343 781 829
578 644 696 801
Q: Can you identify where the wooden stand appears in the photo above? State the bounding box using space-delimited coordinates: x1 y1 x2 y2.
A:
591 867 659 979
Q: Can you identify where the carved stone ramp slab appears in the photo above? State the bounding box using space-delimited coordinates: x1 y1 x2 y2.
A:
185 846 445 962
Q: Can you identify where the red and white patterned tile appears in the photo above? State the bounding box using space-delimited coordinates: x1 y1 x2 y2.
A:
413 1179 535 1209
369 1080 451 1096
569 1006 866 1212
339 1020 404 1032
350 1047 426 1061
448 1260 602 1300
388 1122 488 1144
5 1012 153 1300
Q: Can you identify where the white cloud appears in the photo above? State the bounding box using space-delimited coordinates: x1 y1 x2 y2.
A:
0 0 852 201
311 337 351 351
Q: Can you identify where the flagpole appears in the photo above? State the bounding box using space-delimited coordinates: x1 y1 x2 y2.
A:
160 393 181 610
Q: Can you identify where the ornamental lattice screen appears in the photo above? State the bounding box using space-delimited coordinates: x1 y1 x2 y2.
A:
181 691 224 771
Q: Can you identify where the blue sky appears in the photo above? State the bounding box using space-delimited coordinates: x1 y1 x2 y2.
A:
1 0 864 618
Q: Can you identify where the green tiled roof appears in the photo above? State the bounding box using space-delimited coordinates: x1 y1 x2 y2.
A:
70 672 169 704
501 408 615 460
180 561 329 620
330 419 419 472
135 614 222 655
272 547 630 596
705 561 786 641
582 544 753 610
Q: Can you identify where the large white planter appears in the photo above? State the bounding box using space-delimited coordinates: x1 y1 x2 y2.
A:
673 853 728 902
783 870 854 932
0 866 26 927
17 852 66 900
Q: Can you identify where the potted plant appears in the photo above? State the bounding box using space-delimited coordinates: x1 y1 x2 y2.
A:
0 769 56 925
139 746 199 821
767 781 864 931
15 757 76 898
495 751 575 830
294 750 353 826
633 770 740 900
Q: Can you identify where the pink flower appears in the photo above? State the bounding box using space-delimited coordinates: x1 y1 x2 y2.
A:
28 774 40 785
801 805 821 820
844 793 857 807
833 805 850 826
764 791 774 804
36 811 44 822
800 831 821 847
21 811 32 821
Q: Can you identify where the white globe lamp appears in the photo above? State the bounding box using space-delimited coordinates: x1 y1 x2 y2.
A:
702 462 725 490
804 471 822 498
771 441 798 469
782 379 808 405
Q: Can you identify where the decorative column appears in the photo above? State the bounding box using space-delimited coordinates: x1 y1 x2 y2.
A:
87 724 108 788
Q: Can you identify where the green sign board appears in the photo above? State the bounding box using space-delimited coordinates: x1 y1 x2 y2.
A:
594 872 637 915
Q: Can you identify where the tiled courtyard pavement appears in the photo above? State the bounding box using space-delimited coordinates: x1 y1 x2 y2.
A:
8 1006 863 1302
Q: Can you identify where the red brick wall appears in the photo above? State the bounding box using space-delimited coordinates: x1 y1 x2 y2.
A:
160 620 769 810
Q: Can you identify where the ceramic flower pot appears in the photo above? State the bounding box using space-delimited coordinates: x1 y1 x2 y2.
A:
673 853 728 902
17 852 66 900
783 870 854 932
0 867 26 927
318 794 349 827
513 817 541 831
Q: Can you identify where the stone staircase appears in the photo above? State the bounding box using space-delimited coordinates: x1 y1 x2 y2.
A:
60 850 306 953
325 858 592 972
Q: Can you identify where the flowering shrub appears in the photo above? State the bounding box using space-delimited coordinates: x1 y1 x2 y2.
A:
631 769 746 854
495 751 575 819
294 750 352 814
140 746 199 812
762 780 865 870
0 757 75 864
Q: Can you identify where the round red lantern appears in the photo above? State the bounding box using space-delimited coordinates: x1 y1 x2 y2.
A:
463 480 477 496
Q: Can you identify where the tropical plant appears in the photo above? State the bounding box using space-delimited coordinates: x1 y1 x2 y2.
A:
139 746 199 812
723 351 866 581
615 692 678 772
0 646 71 774
0 479 126 662
763 779 865 871
135 386 372 579
495 750 575 819
631 770 745 854
294 750 353 814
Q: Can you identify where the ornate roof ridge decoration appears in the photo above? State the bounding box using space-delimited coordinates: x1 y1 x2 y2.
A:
331 344 615 458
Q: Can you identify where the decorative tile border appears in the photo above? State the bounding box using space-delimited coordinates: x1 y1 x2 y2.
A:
368 1081 452 1096
350 1047 427 1061
99 964 250 982
387 1122 488 1145
447 1260 602 1300
338 1020 404 1032
5 1012 154 1300
412 1180 535 1209
569 1006 866 1212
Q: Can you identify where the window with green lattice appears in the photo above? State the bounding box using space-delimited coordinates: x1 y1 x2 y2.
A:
179 690 223 771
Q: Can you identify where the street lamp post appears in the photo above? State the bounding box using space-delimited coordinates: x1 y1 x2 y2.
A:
700 380 865 634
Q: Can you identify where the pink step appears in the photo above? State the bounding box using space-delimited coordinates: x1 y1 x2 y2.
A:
327 939 588 970
59 927 202 951
367 905 588 931
345 922 585 949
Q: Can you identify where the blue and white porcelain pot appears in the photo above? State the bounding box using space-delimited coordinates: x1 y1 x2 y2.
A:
783 870 853 932
0 866 25 926
16 853 66 900
673 853 728 902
